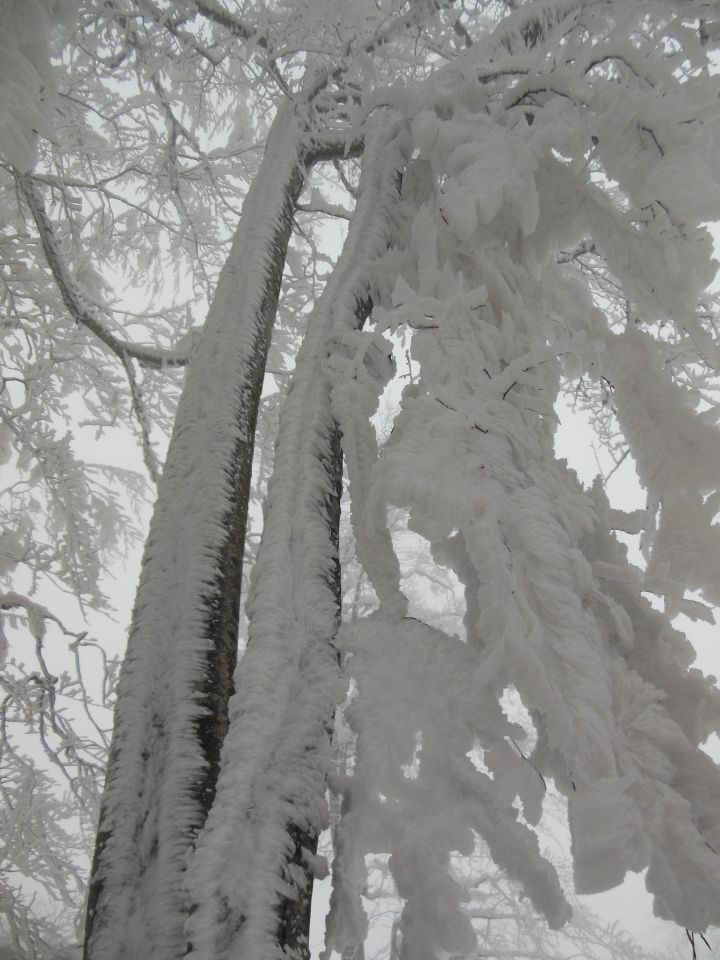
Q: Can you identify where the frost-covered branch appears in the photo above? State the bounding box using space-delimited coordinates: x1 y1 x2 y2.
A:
297 193 353 220
191 0 262 45
0 593 117 953
118 354 161 484
322 4 720 956
16 174 191 370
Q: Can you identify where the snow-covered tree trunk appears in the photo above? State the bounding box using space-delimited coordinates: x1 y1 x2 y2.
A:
184 111 410 960
84 104 308 960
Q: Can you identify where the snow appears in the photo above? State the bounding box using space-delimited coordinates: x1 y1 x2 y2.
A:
327 328 407 620
184 111 411 960
87 1 720 956
320 6 720 948
327 616 571 960
85 105 309 960
602 327 720 609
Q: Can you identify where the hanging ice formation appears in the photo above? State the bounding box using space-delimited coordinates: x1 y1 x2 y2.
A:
325 4 720 958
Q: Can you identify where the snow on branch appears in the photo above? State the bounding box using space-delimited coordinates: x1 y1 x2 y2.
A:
296 190 353 220
326 1 720 949
16 174 191 370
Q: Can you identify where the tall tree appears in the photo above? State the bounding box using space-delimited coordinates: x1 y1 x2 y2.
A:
184 109 409 960
3 2 720 960
72 6 466 959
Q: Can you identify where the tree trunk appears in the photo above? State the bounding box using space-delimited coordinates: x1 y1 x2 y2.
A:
84 103 307 960
184 111 410 960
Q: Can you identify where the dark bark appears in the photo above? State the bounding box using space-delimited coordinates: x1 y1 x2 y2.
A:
268 121 407 960
276 426 343 960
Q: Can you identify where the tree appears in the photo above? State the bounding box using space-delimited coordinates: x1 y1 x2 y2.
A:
3 1 720 959
349 796 675 960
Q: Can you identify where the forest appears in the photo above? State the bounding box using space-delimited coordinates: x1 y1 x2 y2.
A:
1 1 720 958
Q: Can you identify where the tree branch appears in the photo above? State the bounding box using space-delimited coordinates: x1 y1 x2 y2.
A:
303 130 365 165
191 0 259 44
15 173 191 370
118 354 161 484
297 198 352 220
